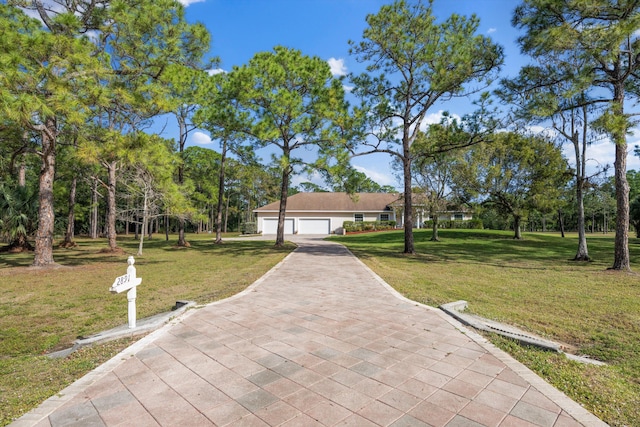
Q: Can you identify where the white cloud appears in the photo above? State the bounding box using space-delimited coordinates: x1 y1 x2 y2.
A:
291 171 329 190
84 30 101 43
425 110 462 125
525 125 557 139
18 3 68 26
551 129 640 176
21 7 44 21
353 165 398 187
581 139 616 172
191 131 212 145
487 28 497 34
418 110 462 132
207 68 226 76
178 0 205 6
328 57 347 77
343 85 354 92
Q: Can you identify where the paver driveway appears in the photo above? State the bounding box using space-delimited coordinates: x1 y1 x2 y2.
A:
12 237 607 427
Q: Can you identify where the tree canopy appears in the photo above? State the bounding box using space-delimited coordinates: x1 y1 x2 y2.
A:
456 132 571 239
512 0 640 269
1 0 636 271
202 46 352 246
349 0 503 254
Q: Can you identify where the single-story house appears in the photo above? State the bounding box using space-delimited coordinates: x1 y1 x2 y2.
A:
254 192 400 235
391 194 473 228
426 210 474 222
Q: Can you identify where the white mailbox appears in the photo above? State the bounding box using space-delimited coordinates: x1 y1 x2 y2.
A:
110 256 142 328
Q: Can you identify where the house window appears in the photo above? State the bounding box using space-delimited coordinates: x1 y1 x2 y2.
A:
454 213 464 221
354 213 364 222
380 213 390 221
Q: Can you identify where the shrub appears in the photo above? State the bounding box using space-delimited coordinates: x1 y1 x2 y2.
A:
423 219 483 230
241 222 257 235
342 220 397 232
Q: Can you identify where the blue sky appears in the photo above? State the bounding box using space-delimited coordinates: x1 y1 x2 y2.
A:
172 0 640 189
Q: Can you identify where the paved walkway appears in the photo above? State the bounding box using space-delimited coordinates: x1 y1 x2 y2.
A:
12 238 607 427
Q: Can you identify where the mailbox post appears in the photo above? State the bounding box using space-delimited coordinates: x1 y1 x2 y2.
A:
110 256 142 328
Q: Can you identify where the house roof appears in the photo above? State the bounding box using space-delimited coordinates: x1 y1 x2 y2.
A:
254 192 401 212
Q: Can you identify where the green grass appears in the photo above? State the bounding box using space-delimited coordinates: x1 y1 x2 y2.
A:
3 229 639 426
0 233 293 426
330 229 640 426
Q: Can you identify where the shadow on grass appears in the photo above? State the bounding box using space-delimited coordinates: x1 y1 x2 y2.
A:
0 236 294 270
330 229 632 271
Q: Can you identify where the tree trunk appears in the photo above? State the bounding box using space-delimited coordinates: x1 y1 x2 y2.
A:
33 117 57 267
224 195 230 233
18 159 26 187
90 177 99 239
610 85 631 270
215 139 227 244
137 190 148 256
124 198 130 236
177 219 187 246
574 180 590 261
61 176 77 247
275 162 290 248
210 203 214 231
176 113 188 247
612 140 630 269
558 210 565 238
430 213 439 242
165 212 169 241
402 154 415 254
106 161 119 251
513 215 522 240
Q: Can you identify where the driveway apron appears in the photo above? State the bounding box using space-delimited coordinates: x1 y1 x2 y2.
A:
13 237 607 427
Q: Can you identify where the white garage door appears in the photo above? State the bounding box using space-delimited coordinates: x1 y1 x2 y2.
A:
298 219 330 235
262 218 294 235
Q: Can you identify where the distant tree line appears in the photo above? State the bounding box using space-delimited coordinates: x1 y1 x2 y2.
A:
1 0 639 272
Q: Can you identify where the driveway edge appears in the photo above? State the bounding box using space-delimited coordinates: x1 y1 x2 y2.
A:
9 250 296 427
341 244 608 427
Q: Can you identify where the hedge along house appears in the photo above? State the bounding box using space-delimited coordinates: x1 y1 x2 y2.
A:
254 192 400 235
390 193 475 229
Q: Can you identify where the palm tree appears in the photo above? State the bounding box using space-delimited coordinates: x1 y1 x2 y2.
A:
0 184 37 252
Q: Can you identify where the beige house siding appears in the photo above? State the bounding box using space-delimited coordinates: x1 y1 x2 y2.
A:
253 192 473 235
429 212 474 221
257 211 395 235
254 193 400 235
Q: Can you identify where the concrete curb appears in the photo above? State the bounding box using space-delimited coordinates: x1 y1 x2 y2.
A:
46 301 197 359
439 300 563 352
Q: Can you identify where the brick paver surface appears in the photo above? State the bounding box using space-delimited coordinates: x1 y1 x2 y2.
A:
11 238 607 427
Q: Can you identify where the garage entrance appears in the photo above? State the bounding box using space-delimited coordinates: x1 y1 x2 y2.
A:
262 218 294 235
298 219 330 235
